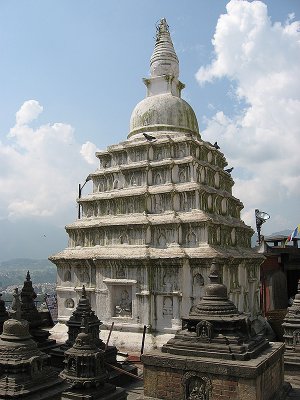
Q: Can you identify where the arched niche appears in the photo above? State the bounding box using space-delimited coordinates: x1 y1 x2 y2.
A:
221 198 227 215
207 151 213 163
63 270 71 282
65 298 75 309
207 195 213 211
214 172 220 188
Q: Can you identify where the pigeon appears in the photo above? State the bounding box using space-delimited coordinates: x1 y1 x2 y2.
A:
213 141 220 150
225 167 234 173
143 133 156 142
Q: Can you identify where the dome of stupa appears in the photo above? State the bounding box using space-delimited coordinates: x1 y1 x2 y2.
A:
129 94 199 137
128 18 200 139
1 318 31 340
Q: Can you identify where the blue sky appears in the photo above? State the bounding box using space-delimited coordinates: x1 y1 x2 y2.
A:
0 0 299 260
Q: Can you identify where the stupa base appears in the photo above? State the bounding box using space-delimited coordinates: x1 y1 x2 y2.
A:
141 342 291 400
61 383 127 400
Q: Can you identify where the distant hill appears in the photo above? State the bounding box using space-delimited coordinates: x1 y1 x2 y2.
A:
0 258 56 289
0 258 53 270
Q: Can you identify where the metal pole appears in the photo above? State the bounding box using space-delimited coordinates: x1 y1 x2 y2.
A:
78 183 81 219
140 325 147 355
105 322 115 350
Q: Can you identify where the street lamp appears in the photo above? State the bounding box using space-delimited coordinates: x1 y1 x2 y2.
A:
78 176 92 219
255 209 270 245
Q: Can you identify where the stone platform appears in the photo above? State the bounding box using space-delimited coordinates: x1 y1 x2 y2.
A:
141 343 290 400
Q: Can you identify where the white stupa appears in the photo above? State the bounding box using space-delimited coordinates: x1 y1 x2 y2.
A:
50 19 264 351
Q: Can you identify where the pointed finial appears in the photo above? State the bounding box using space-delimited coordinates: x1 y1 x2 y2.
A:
81 285 87 299
150 18 179 78
156 18 169 40
209 261 220 284
26 271 31 281
80 312 88 334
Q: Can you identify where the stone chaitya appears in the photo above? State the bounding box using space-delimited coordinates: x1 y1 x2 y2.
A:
142 262 290 400
0 293 9 334
50 285 137 385
282 278 300 370
18 271 56 351
0 290 66 399
50 285 117 367
60 314 127 400
50 18 264 348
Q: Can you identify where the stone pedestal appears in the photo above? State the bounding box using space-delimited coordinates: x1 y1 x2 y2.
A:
142 344 290 400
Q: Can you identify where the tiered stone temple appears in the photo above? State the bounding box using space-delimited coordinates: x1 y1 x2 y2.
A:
60 315 127 400
50 18 264 349
0 291 66 399
142 263 290 400
283 279 300 370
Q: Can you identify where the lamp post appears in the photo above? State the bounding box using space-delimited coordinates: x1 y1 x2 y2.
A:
255 209 270 245
78 176 91 219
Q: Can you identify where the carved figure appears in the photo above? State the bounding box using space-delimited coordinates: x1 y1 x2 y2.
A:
196 320 213 341
115 290 132 317
162 297 173 317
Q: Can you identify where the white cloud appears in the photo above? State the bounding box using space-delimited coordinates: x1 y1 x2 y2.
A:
0 100 97 221
80 141 99 165
14 100 43 126
197 0 300 233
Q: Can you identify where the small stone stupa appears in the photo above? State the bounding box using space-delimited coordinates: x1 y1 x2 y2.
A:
60 315 127 400
0 289 66 399
283 278 300 370
18 271 56 351
51 286 117 367
0 293 9 333
50 286 137 385
142 262 290 400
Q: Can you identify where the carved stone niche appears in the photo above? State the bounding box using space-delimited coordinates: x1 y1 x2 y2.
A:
103 279 137 319
183 372 213 400
196 320 214 342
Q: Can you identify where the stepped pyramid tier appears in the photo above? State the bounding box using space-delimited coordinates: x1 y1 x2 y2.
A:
162 262 269 360
282 279 300 369
60 315 127 400
0 291 66 399
50 18 264 349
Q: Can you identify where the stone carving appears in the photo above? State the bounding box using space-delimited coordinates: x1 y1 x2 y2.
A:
78 267 90 284
183 372 212 400
196 320 213 341
115 289 132 317
65 298 75 309
293 330 300 349
162 297 173 317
